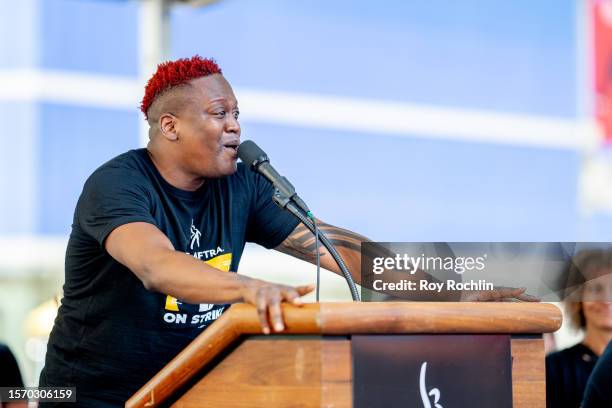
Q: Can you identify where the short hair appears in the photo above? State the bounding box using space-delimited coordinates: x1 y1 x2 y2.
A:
140 56 222 120
563 248 612 330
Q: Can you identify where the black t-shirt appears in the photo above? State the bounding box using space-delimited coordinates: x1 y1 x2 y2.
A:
582 340 612 408
546 343 599 408
39 149 299 406
0 344 24 387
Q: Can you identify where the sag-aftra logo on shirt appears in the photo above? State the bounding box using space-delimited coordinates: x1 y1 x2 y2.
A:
161 219 232 328
190 221 201 250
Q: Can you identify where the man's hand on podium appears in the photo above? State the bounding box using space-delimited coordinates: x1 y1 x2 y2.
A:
239 278 315 334
460 286 540 302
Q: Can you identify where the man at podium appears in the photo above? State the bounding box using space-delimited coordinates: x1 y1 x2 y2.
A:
38 56 532 407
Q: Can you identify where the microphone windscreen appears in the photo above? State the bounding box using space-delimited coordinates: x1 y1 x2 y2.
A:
238 140 268 167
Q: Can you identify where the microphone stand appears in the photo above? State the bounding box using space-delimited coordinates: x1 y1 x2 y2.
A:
272 189 361 302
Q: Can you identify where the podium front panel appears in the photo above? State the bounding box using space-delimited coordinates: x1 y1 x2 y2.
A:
170 335 544 408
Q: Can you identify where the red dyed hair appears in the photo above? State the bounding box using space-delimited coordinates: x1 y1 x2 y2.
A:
140 55 222 120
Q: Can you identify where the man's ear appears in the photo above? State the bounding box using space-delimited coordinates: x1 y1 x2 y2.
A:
159 113 179 141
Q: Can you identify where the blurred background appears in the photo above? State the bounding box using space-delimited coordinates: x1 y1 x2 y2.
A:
1 0 611 386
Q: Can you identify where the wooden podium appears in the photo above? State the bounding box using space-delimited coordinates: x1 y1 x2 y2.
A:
126 302 561 408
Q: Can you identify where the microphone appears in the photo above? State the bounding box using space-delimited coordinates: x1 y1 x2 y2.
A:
238 139 360 301
237 140 310 213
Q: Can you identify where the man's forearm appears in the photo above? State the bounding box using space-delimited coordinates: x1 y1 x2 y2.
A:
276 223 535 302
105 221 315 333
276 221 450 300
276 221 363 283
144 249 249 304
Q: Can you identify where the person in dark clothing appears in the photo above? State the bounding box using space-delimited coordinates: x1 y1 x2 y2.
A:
546 249 612 408
546 342 599 408
37 56 367 406
0 343 24 388
0 343 27 408
581 339 612 408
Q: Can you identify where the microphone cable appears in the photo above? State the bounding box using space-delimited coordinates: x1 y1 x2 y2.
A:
307 211 321 302
285 202 360 301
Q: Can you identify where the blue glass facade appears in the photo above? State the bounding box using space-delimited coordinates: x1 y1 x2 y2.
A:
0 0 603 240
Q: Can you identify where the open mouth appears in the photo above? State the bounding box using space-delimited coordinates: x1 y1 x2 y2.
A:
223 142 239 153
